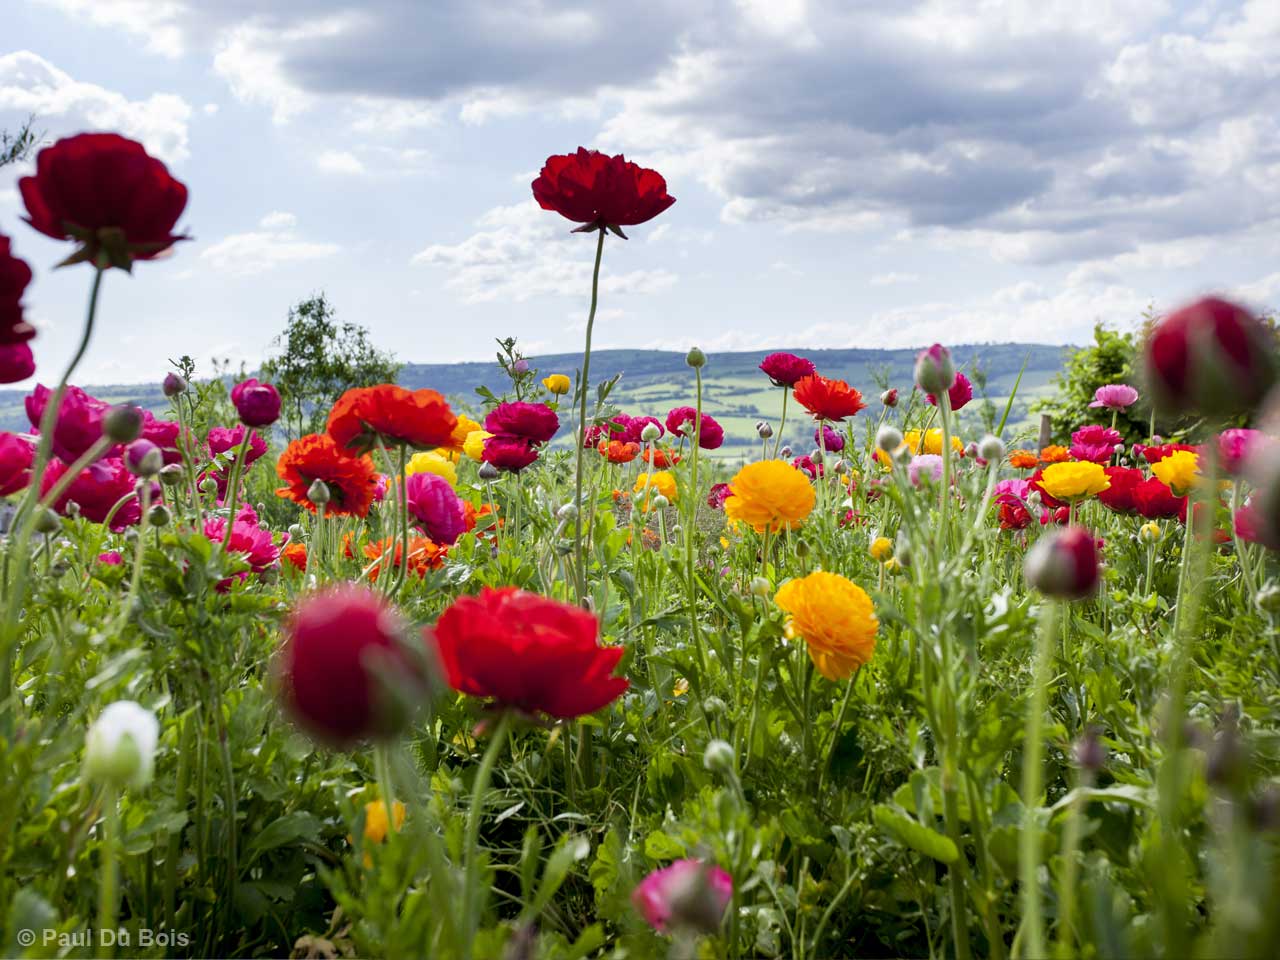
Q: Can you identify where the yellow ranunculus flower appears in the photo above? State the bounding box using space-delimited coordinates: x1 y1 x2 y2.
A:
362 799 406 844
1039 461 1110 501
445 414 482 454
920 428 963 457
1150 450 1201 497
775 571 878 681
723 460 816 533
462 429 493 462
405 451 457 487
633 471 678 509
542 374 571 395
869 536 894 562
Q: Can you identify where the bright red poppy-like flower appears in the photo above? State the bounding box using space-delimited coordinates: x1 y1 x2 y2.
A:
792 374 867 422
926 371 973 412
665 406 724 449
0 343 34 384
1097 466 1143 514
1145 296 1277 417
1132 476 1187 521
482 435 539 473
25 383 108 463
20 133 189 270
430 586 628 719
276 433 378 517
231 378 281 428
484 401 559 445
278 584 428 746
0 431 34 495
532 148 675 237
405 472 467 545
42 457 150 529
1024 525 1101 600
1 234 34 345
282 541 308 571
1027 468 1066 510
1070 425 1123 464
328 385 458 454
598 439 640 464
759 352 815 388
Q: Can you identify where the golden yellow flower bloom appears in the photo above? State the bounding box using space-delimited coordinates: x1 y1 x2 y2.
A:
921 428 964 457
462 429 493 462
775 571 878 681
542 374 571 395
633 470 678 509
445 414 482 454
405 450 457 486
1150 450 1201 497
883 557 903 576
672 677 689 698
869 536 894 562
723 460 816 533
1039 461 1110 501
362 800 406 845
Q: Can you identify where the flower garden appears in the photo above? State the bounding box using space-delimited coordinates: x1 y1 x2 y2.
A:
2 134 1280 959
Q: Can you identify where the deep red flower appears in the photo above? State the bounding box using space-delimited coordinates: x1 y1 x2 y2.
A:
998 500 1033 530
0 431 34 495
1132 477 1187 521
1135 442 1199 465
1145 296 1277 417
275 433 379 517
759 353 815 388
1234 499 1278 550
1097 466 1143 514
430 586 628 719
42 457 150 529
665 406 724 449
532 148 675 237
279 584 427 746
1027 468 1066 510
1024 525 1100 599
482 435 539 473
484 402 559 445
231 378 281 428
792 374 867 422
25 383 108 463
0 343 34 383
0 234 35 344
328 385 458 454
19 133 189 270
926 371 973 412
706 482 732 510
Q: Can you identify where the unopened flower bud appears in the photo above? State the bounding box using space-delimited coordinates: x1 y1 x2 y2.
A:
780 445 793 459
125 439 164 478
702 696 727 716
835 459 849 474
1024 527 1100 600
641 422 661 443
557 502 578 520
287 524 305 541
978 435 1005 462
756 421 773 439
876 425 903 454
810 449 824 465
478 462 500 481
147 504 171 528
65 500 80 518
103 404 145 444
703 739 736 774
199 476 218 496
880 388 899 407
749 576 771 598
34 507 60 534
307 479 331 506
84 701 158 791
1139 521 1162 544
965 442 980 459
651 494 670 510
686 347 707 368
1073 726 1106 773
159 463 184 486
914 343 956 395
162 372 188 397
513 358 530 374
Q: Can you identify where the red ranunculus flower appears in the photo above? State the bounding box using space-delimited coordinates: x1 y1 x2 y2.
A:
25 383 108 463
484 402 559 445
1145 296 1278 417
42 457 151 529
275 433 379 516
792 374 867 422
1134 442 1199 465
430 586 629 719
20 133 189 270
0 234 35 345
926 371 974 412
1027 468 1066 510
532 148 675 237
759 352 816 388
0 342 34 383
1024 525 1101 599
1097 466 1143 514
482 435 539 473
0 431 34 495
1132 476 1187 521
665 406 724 449
231 378 281 428
328 385 457 453
279 584 427 746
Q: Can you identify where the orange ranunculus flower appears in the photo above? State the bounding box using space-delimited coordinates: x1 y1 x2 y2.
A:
276 433 379 517
599 439 641 463
642 447 680 468
1009 449 1038 470
282 541 308 570
462 501 501 541
1039 444 1070 464
723 460 816 533
327 385 458 454
775 571 878 680
445 414 482 455
792 374 867 422
362 535 444 581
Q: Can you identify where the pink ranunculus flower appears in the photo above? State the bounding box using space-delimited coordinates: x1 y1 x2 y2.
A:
759 352 815 388
706 482 732 510
631 859 733 935
1070 425 1123 464
97 551 124 565
42 457 149 530
0 431 35 495
814 423 845 453
207 424 268 468
908 454 944 487
25 383 110 463
1089 384 1139 410
926 371 973 412
1218 428 1269 478
404 471 467 545
666 406 724 449
230 377 281 428
204 516 280 589
484 401 560 445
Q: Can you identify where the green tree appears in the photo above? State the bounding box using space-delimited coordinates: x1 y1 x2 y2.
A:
1030 320 1149 443
259 293 402 439
1 116 39 168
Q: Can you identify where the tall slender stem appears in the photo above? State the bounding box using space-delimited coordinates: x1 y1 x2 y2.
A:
461 712 513 959
773 388 789 458
98 785 120 960
1019 600 1059 959
572 228 607 608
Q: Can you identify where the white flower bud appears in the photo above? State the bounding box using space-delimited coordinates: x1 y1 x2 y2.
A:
978 434 1005 462
84 701 159 791
703 739 736 773
876 425 903 454
641 422 661 443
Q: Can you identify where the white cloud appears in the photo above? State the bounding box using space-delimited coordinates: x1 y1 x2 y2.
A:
316 149 365 175
33 0 187 57
413 202 677 303
200 216 340 276
870 271 920 286
0 51 191 162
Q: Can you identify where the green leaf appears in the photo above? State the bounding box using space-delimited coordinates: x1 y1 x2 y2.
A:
643 831 688 861
873 804 959 864
245 811 322 865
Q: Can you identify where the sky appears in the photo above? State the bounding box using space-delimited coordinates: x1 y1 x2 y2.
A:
2 0 1280 387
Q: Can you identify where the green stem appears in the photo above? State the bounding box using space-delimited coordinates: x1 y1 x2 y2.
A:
773 387 790 459
98 784 120 960
461 712 513 959
1019 601 1059 959
219 428 256 548
572 227 607 608
387 445 411 599
111 482 154 634
374 742 399 856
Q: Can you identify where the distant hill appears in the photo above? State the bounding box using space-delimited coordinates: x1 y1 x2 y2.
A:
0 343 1073 451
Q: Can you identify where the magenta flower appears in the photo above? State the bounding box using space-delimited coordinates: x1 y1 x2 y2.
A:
1089 384 1139 410
230 378 281 428
405 472 467 545
208 424 268 468
759 352 815 388
482 435 538 473
814 423 845 453
926 371 973 412
1218 428 1269 478
485 401 559 445
0 342 34 383
97 551 123 565
666 407 724 449
0 431 34 495
42 457 150 530
25 383 109 463
1069 425 1123 464
204 516 281 589
631 859 733 935
792 454 822 479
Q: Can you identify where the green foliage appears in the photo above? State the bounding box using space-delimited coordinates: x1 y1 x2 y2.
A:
0 117 38 169
259 294 402 439
1030 321 1149 443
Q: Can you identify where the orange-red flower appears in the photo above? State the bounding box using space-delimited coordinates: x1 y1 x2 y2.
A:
276 433 378 517
641 447 680 468
792 374 867 422
1009 449 1038 470
462 501 502 541
1039 445 1070 464
282 541 308 571
598 439 641 463
362 536 444 581
328 385 458 454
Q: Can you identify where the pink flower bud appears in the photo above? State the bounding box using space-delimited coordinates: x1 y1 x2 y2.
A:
1024 526 1101 599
